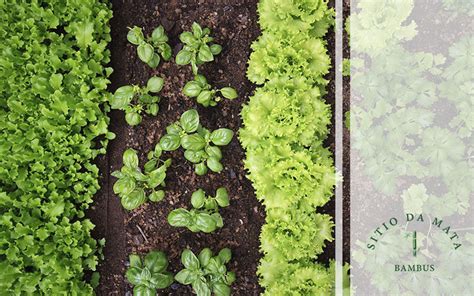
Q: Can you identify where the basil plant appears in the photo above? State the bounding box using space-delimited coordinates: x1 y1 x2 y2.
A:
168 187 230 233
112 147 171 210
127 25 172 68
126 251 174 296
159 109 234 175
175 22 222 74
175 248 235 296
183 74 238 107
110 76 164 126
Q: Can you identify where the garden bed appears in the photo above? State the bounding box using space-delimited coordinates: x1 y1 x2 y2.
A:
86 0 350 295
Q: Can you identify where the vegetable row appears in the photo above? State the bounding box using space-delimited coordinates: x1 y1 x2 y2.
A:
0 0 113 294
112 22 239 296
240 0 341 294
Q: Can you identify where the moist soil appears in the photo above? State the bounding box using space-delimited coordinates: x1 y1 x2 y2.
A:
87 0 351 295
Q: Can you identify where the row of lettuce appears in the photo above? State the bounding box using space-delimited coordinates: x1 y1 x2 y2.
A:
240 0 342 294
0 0 113 294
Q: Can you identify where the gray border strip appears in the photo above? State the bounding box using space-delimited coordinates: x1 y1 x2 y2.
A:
335 0 344 294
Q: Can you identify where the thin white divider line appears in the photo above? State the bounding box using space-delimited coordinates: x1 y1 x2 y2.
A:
334 0 344 294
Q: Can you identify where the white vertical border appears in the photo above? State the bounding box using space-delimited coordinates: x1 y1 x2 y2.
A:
334 0 344 294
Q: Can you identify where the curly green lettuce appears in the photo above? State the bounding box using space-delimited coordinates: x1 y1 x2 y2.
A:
258 259 334 296
258 0 334 37
244 145 334 210
260 209 334 261
247 31 331 87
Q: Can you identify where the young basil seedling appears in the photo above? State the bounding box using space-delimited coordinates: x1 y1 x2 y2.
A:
159 109 234 175
110 76 164 126
183 74 238 107
168 187 229 233
112 147 171 210
175 22 222 74
126 251 174 296
175 248 235 296
127 25 172 68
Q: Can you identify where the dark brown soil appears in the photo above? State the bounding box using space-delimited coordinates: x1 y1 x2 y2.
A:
88 0 264 295
87 0 351 295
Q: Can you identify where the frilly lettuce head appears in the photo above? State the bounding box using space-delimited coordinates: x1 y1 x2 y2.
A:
258 259 334 295
260 208 334 261
247 32 330 87
258 0 334 37
240 77 331 149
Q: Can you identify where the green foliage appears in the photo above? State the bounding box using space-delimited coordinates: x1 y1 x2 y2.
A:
126 251 174 295
112 147 171 210
0 0 112 293
247 32 331 90
175 248 235 296
176 22 222 74
168 187 229 233
183 74 238 107
127 25 172 68
159 109 234 175
240 0 345 293
258 0 334 38
110 76 164 126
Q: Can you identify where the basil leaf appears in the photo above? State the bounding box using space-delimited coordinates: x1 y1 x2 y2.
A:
133 285 155 296
212 213 224 228
205 146 222 160
127 26 144 45
149 190 165 202
179 32 195 45
195 74 208 87
218 248 232 264
151 25 167 43
181 134 206 151
207 157 223 173
196 213 218 233
210 44 222 55
181 249 200 269
147 76 164 93
123 149 139 168
184 150 203 164
148 167 166 188
150 272 174 289
176 49 192 65
195 162 208 176
147 53 160 68
196 90 213 107
175 269 195 285
180 109 200 133
183 81 202 97
191 189 206 209
215 188 229 207
198 44 214 62
146 103 159 116
220 87 238 99
144 251 168 273
125 267 142 286
225 272 236 285
213 283 231 296
144 159 157 173
194 278 211 296
160 134 181 151
137 43 154 63
192 22 203 38
129 254 142 268
168 208 192 227
113 177 135 195
121 188 146 210
198 248 212 267
210 128 234 146
125 112 142 126
111 86 135 109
